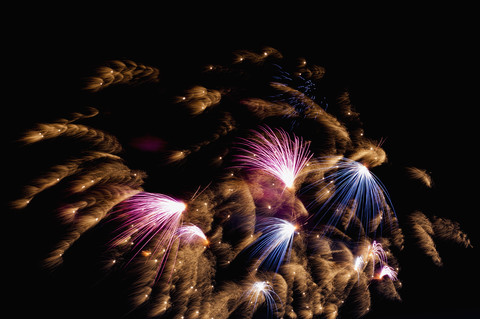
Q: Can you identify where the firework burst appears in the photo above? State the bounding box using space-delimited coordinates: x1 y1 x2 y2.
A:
11 46 472 319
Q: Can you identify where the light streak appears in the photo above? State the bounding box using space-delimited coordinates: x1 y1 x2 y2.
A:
353 256 365 273
235 126 313 189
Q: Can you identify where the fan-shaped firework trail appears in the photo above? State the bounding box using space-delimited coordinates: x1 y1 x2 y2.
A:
307 157 396 237
11 47 472 319
111 192 186 258
244 280 281 317
247 217 297 273
234 126 313 189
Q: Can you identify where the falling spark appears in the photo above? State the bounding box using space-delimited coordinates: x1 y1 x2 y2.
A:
406 166 433 188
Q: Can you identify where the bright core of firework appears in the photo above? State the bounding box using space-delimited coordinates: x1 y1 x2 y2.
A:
353 256 365 272
235 126 312 189
357 162 370 176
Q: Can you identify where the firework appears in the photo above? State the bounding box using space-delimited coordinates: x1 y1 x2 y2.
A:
368 240 388 265
12 48 472 319
84 59 159 92
234 126 313 189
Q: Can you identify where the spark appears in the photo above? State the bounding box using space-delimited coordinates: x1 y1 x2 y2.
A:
248 217 297 272
234 126 312 189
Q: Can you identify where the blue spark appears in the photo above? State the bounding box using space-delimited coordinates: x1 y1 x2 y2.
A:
269 64 320 114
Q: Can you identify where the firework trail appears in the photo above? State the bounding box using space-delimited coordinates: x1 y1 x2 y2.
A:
408 211 472 266
406 166 433 188
84 59 159 92
10 49 472 319
176 224 208 244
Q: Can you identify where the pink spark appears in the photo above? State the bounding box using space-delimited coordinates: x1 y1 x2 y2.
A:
235 126 313 189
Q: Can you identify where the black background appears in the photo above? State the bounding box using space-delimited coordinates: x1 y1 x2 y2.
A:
6 5 479 319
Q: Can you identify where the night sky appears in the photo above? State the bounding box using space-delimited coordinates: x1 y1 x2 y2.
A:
6 6 479 319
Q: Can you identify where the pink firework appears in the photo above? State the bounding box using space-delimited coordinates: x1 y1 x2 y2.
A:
112 192 187 259
235 126 313 189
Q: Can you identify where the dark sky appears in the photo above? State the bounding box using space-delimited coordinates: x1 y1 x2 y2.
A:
7 6 479 319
